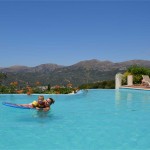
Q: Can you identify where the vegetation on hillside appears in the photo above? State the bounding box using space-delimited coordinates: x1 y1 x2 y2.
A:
0 72 7 85
0 70 115 94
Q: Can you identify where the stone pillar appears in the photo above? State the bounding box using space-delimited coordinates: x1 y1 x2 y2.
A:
115 73 123 89
127 75 133 86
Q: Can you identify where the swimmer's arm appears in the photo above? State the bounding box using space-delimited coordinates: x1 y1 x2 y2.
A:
43 106 50 112
19 103 33 108
35 107 43 111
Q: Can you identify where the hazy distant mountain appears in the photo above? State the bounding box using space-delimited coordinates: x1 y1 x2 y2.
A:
0 59 150 87
0 65 29 72
0 64 63 73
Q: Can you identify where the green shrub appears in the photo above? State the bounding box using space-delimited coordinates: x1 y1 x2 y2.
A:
123 65 150 84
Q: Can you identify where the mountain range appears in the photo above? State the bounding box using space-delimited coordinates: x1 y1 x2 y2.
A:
1 59 150 87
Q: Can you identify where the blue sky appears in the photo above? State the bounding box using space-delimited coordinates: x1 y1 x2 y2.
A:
0 1 150 67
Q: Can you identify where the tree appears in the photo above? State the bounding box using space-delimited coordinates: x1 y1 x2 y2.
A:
47 84 51 90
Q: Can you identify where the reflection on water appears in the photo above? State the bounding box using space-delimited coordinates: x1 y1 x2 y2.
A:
115 89 122 105
115 90 138 112
127 93 132 101
115 89 150 111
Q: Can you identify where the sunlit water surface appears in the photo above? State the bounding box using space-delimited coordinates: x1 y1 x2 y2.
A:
0 89 150 150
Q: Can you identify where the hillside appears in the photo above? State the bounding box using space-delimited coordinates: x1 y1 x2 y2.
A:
1 59 150 87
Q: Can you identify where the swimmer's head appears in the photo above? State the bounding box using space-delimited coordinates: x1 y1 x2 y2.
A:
38 95 44 104
46 98 55 105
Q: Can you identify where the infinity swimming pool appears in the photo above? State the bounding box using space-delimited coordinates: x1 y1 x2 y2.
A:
0 89 150 150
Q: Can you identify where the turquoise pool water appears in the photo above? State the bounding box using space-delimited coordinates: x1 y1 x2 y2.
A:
0 89 150 150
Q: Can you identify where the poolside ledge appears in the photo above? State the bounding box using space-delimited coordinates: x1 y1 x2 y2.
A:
120 85 150 91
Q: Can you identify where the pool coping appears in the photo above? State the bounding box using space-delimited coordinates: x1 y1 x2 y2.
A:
120 85 150 91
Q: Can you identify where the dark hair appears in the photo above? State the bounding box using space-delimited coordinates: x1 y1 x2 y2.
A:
49 98 55 105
